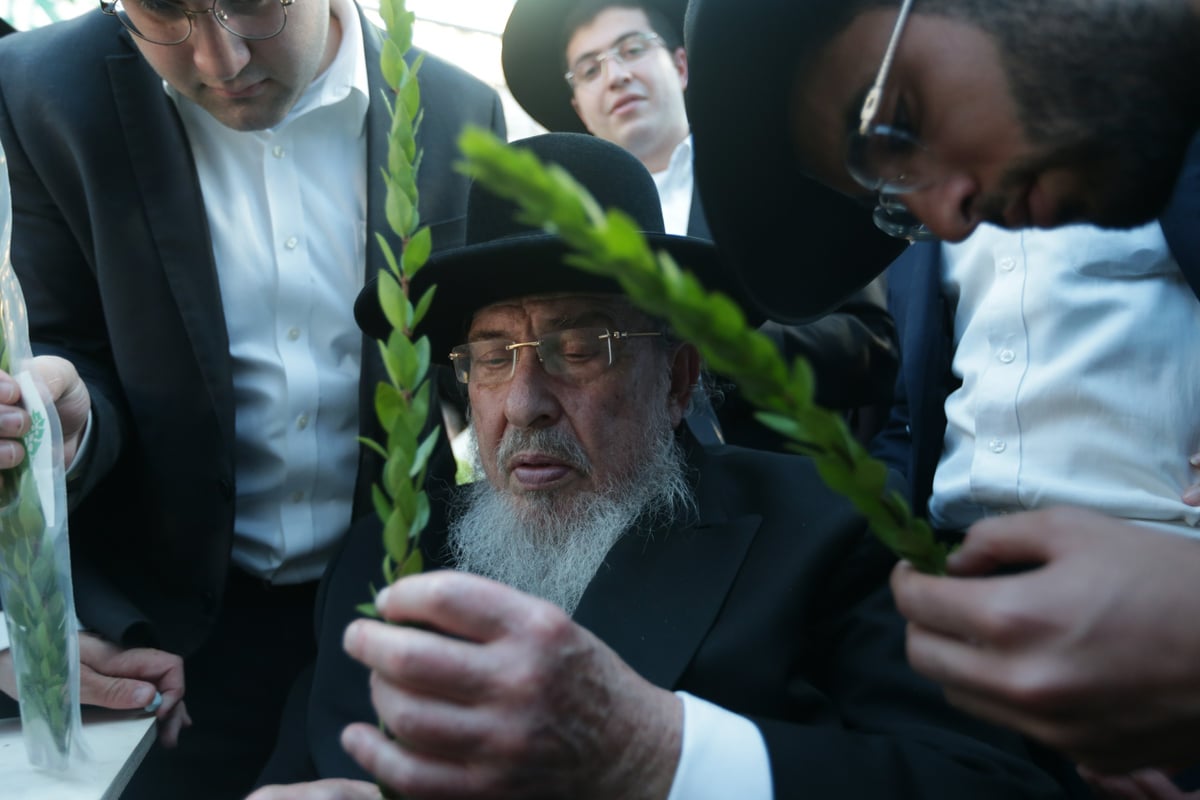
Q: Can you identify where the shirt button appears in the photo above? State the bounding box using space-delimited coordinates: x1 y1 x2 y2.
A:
296 414 309 430
291 491 305 503
287 327 300 341
998 348 1016 363
284 236 299 250
996 256 1016 272
272 146 285 158
989 438 1007 454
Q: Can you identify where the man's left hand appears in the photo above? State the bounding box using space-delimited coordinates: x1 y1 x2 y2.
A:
340 571 682 800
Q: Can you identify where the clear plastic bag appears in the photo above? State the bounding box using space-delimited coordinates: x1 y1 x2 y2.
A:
0 140 84 770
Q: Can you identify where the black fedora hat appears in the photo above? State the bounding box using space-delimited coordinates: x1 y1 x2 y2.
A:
685 0 909 323
501 0 688 134
354 133 754 359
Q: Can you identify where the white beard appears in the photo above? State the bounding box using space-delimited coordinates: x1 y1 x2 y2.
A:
446 407 694 616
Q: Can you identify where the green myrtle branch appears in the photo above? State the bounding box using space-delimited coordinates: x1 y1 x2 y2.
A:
0 332 73 760
362 1 438 795
456 126 949 575
360 0 437 605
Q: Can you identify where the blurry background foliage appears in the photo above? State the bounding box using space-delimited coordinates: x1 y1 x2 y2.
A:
2 0 542 139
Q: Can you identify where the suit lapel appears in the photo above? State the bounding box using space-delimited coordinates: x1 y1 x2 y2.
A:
686 186 712 241
106 42 235 448
353 16 393 516
1161 131 1200 295
573 447 761 689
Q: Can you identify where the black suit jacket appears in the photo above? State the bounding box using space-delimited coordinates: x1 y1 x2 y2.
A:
261 437 1069 798
872 132 1200 518
0 9 505 655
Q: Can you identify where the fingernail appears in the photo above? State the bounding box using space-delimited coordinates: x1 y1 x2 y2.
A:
142 691 163 714
374 586 390 610
0 412 23 435
1191 454 1200 467
344 620 362 651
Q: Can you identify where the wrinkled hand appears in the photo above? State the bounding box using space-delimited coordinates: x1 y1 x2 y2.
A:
0 632 190 747
244 778 381 800
1081 767 1200 800
340 571 682 800
0 357 90 470
891 507 1200 774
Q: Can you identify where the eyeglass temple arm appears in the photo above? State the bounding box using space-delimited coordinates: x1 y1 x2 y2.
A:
858 0 917 135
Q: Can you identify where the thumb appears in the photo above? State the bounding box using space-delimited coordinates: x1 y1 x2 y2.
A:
948 511 1059 576
81 669 159 711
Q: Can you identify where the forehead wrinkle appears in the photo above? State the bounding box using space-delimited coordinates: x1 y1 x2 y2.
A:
468 294 632 338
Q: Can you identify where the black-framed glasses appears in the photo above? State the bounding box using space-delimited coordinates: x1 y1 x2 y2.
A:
449 327 663 386
565 32 665 90
99 0 294 46
844 0 937 241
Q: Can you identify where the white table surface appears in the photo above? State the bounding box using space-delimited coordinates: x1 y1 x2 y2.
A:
0 709 155 800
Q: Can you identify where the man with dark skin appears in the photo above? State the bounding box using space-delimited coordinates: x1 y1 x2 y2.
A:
685 0 1200 784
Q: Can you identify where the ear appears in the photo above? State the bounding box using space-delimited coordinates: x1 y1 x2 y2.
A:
666 343 700 429
672 47 689 92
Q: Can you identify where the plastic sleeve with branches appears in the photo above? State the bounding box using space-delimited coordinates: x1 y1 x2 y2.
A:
455 126 949 575
0 319 74 764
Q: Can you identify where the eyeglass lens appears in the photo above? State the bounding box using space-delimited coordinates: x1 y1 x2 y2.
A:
567 33 660 87
846 124 930 195
451 328 616 386
111 0 287 45
873 194 937 242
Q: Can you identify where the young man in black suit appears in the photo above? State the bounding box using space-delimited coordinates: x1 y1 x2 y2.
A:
0 2 503 796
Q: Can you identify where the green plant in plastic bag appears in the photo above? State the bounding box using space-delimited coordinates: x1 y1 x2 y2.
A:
0 141 85 769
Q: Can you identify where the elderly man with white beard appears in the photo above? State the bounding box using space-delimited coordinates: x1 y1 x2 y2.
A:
249 133 1079 800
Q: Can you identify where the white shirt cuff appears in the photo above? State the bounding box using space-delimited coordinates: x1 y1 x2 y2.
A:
667 692 773 800
0 611 8 650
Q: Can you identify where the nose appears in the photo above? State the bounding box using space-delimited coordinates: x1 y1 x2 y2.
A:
898 172 983 243
603 55 633 86
190 15 250 82
501 349 562 431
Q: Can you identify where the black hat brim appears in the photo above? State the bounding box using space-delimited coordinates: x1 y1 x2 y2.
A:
355 231 747 361
685 0 909 323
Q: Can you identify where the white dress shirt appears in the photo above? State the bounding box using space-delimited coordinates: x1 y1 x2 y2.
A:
930 222 1200 537
168 0 369 583
651 134 694 236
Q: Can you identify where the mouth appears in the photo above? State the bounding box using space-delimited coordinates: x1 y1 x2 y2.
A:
505 452 579 489
208 79 267 100
609 94 645 115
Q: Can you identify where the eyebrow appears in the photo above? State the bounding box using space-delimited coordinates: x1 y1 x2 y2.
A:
571 30 647 66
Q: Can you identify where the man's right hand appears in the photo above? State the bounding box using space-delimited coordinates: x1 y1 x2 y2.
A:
892 507 1200 774
0 356 90 470
0 632 190 747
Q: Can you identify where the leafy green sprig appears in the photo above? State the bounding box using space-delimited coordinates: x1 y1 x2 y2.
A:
0 335 73 762
358 0 438 610
456 127 948 575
